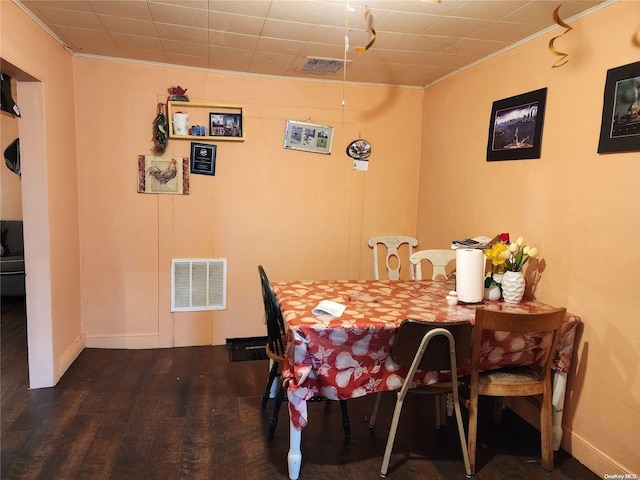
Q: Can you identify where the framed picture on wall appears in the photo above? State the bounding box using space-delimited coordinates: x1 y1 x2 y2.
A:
486 88 547 161
283 120 334 155
190 142 217 176
209 112 242 138
597 61 640 154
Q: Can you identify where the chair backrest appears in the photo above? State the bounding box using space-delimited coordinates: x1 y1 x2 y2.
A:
368 235 419 280
391 319 472 372
470 307 566 383
258 265 286 357
410 249 456 280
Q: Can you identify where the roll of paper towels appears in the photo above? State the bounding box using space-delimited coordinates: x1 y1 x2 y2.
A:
455 248 484 303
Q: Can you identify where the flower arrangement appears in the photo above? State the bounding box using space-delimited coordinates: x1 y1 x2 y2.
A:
483 236 538 288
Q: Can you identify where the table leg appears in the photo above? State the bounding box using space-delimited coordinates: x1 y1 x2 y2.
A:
552 371 567 451
288 415 302 480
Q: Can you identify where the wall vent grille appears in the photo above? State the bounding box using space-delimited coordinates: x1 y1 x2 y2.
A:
171 258 227 312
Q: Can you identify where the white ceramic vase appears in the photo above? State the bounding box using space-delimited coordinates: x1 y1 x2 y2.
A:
501 270 525 303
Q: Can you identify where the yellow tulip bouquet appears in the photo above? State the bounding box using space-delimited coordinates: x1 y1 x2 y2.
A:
484 236 538 288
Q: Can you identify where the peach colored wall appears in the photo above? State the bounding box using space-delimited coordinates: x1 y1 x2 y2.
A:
73 58 422 348
417 1 639 476
1 2 83 387
1 81 22 220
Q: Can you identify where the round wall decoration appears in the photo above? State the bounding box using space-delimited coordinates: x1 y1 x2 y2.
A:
346 139 371 159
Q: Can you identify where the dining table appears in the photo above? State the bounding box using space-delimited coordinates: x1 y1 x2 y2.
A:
271 279 581 480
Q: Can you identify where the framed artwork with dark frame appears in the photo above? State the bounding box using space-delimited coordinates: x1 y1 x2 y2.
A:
190 142 217 176
486 88 547 161
597 61 640 154
209 112 242 138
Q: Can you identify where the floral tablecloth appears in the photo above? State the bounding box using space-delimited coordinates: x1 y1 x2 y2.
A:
272 279 580 430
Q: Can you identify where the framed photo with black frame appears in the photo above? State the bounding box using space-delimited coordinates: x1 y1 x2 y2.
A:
597 61 640 154
209 112 242 138
486 88 547 161
190 142 217 176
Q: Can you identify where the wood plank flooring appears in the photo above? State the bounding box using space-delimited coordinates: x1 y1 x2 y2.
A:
1 297 599 479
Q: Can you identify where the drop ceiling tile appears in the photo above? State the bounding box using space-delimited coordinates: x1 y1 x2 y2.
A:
267 0 347 28
301 42 348 60
96 15 158 37
376 11 441 35
207 0 272 17
425 16 493 37
30 6 105 30
111 33 163 50
208 12 266 36
155 23 208 43
147 1 208 28
208 45 254 63
453 37 510 58
208 31 259 50
471 21 542 43
255 37 306 55
88 1 153 20
448 1 530 21
162 38 208 56
22 0 93 13
248 52 296 76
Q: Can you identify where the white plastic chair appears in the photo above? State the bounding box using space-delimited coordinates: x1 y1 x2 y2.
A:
368 236 418 280
410 249 456 281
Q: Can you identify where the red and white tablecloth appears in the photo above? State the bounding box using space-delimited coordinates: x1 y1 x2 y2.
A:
271 279 580 431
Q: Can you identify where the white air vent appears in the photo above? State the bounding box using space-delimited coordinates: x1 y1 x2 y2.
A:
300 56 347 74
171 258 227 312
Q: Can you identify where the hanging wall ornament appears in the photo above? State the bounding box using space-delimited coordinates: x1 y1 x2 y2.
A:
355 6 376 54
346 139 371 159
548 6 573 68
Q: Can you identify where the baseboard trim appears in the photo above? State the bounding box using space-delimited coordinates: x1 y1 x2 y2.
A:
58 333 84 380
506 397 632 476
85 333 171 349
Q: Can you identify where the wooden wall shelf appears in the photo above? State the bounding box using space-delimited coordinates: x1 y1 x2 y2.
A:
167 101 244 141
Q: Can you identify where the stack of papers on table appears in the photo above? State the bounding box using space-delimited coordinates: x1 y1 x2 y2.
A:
451 235 498 249
312 300 346 317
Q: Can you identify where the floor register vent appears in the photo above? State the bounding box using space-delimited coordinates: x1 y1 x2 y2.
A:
171 258 227 312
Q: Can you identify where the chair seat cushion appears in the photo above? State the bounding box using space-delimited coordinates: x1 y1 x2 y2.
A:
480 366 541 383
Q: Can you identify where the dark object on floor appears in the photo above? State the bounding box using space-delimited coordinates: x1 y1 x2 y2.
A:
226 336 269 362
1 220 25 297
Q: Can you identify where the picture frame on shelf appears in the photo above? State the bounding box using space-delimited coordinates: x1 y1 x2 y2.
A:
283 120 334 155
209 112 242 138
597 61 640 154
486 88 547 161
190 142 217 176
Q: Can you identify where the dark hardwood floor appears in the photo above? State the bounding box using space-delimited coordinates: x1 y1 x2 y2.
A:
1 297 598 479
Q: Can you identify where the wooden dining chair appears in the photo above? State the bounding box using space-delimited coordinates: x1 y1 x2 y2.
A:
467 306 567 474
373 319 473 478
410 249 456 281
258 265 351 440
368 235 419 280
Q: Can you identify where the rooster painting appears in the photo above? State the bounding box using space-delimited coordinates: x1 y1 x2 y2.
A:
138 155 188 195
146 158 177 185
